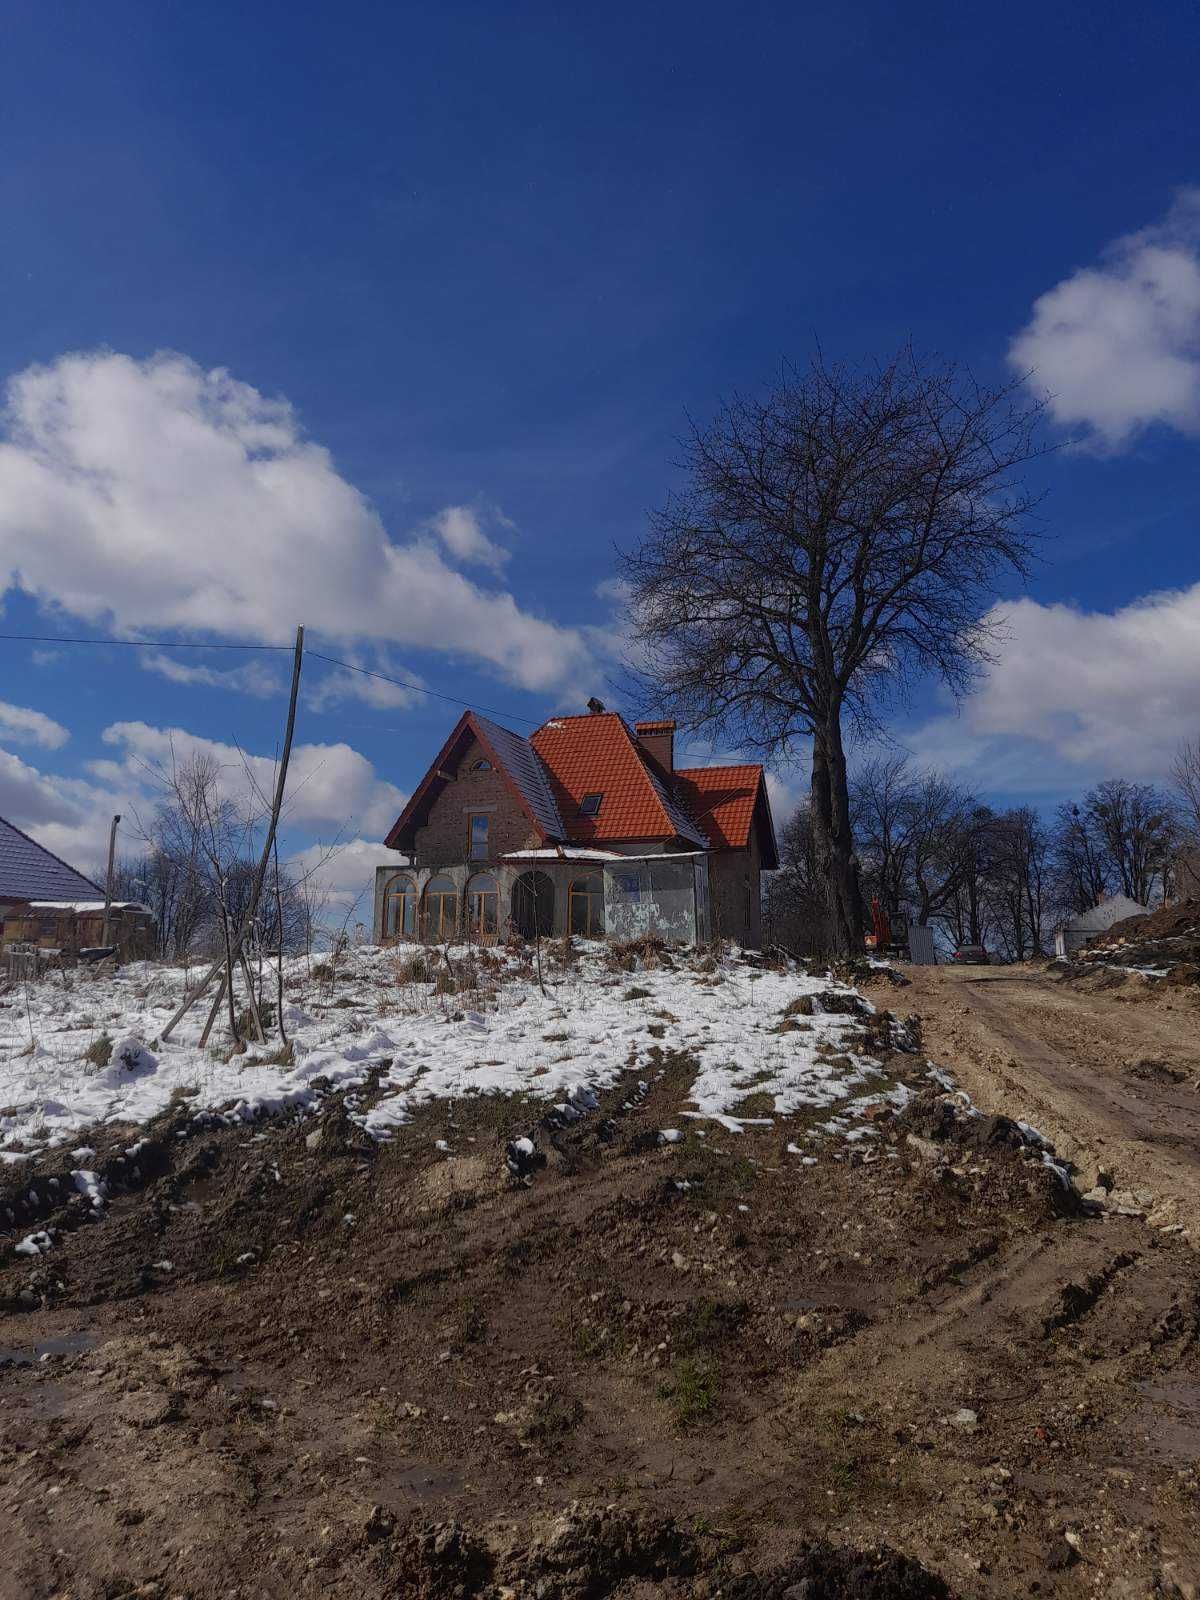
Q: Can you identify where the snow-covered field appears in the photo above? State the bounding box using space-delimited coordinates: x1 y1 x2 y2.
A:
0 943 903 1163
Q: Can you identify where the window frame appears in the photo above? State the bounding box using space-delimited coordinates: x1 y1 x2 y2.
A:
578 791 603 817
466 872 499 940
382 874 418 941
423 875 459 942
568 873 605 937
466 810 491 860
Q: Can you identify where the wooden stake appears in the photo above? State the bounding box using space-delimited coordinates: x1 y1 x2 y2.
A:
238 948 265 1041
199 969 229 1049
101 813 121 950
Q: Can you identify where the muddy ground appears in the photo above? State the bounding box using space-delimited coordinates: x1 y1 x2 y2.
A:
3 979 1200 1598
898 962 1200 1244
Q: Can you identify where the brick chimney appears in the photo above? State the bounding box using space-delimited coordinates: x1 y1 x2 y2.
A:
635 719 675 772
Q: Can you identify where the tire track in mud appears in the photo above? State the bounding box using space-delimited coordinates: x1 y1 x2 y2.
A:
898 965 1200 1245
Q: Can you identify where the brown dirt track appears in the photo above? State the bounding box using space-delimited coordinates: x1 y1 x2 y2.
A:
898 962 1200 1243
1 976 1199 1598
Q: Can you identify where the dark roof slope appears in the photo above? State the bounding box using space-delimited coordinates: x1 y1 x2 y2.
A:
473 714 565 839
0 816 103 902
384 710 564 852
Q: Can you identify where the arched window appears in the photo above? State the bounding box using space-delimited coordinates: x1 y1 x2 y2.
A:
382 875 418 942
466 873 499 940
471 758 493 771
569 873 605 937
423 875 459 942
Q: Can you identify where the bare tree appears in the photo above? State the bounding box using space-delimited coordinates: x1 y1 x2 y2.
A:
762 802 836 954
985 807 1051 959
1172 738 1200 844
907 774 977 933
622 348 1044 953
1085 779 1176 906
852 754 919 919
1050 801 1111 916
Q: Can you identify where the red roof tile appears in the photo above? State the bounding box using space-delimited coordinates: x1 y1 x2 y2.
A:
674 765 768 854
530 713 703 846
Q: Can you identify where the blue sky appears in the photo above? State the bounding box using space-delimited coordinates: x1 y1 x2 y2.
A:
2 1 1200 911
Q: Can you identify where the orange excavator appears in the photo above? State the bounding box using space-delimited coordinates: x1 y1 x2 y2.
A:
863 897 890 952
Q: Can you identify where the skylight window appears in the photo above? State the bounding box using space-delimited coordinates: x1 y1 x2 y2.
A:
579 792 603 817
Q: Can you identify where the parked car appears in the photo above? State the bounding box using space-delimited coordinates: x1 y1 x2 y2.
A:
951 943 990 965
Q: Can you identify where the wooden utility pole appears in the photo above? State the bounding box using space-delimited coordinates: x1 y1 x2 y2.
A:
101 814 121 949
162 626 305 1042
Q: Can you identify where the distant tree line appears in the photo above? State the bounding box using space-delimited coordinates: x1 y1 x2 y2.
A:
765 759 1187 960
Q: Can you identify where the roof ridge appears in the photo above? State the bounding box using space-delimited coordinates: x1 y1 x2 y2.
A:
531 709 625 730
675 762 763 775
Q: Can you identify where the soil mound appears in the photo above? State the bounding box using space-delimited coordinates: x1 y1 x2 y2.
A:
389 1511 952 1600
723 1539 953 1598
1098 898 1200 945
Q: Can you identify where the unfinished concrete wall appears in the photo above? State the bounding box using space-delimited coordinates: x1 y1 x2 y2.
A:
604 858 698 942
410 736 541 869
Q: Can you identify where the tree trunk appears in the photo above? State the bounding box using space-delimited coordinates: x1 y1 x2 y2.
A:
811 723 864 956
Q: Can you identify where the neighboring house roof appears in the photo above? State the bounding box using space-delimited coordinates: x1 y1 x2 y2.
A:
675 765 779 868
1059 893 1149 933
383 706 773 861
0 815 103 903
529 712 709 849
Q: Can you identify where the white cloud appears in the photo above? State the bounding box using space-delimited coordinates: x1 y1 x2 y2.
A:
303 654 425 713
286 837 406 925
0 718 407 879
0 747 85 828
139 650 283 698
429 505 510 571
0 350 590 690
0 699 69 748
905 585 1200 790
1009 189 1200 449
0 747 146 877
763 766 807 832
94 721 407 839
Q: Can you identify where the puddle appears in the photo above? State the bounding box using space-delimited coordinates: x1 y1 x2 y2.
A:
0 1331 95 1368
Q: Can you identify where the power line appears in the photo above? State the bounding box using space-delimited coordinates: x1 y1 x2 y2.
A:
0 631 295 651
306 651 540 725
0 628 541 726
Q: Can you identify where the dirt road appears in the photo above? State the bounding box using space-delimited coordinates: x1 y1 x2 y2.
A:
897 962 1200 1241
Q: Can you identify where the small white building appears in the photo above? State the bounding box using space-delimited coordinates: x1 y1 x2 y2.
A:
1053 893 1148 959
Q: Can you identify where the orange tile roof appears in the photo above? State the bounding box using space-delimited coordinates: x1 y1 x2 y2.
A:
383 708 774 861
530 712 705 846
673 765 766 852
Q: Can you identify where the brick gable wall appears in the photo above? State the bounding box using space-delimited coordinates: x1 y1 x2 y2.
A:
709 830 762 947
410 737 542 868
